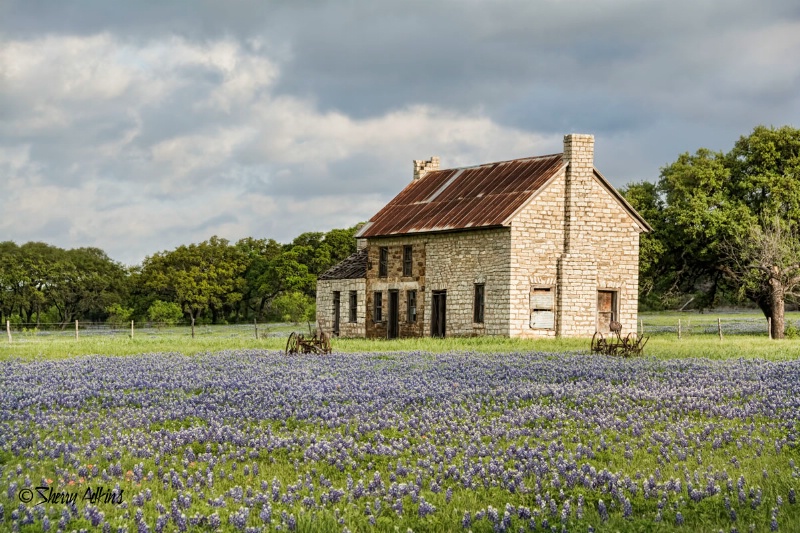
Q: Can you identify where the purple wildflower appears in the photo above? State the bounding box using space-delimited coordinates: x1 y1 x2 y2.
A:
418 498 436 518
598 500 608 522
623 497 632 519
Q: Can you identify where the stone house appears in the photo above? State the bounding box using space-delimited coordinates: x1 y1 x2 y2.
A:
316 134 651 338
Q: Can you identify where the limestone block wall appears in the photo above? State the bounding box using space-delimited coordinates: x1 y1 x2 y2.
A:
583 175 641 337
557 254 599 336
423 228 511 337
509 171 566 338
315 278 366 338
510 167 643 338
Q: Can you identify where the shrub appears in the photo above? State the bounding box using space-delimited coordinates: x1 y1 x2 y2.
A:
147 300 183 327
106 303 133 327
271 292 315 324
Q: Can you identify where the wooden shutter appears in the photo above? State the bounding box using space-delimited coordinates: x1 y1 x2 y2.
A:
530 288 554 329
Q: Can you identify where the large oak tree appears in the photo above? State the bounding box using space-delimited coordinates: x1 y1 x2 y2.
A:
624 125 800 338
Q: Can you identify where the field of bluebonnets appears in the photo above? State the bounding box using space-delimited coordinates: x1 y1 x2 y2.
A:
1 348 799 532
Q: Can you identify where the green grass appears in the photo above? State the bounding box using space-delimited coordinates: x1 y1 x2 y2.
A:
641 309 800 327
2 312 800 361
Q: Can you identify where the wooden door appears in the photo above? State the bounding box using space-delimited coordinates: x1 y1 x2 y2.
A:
388 290 399 339
431 290 446 338
597 290 616 333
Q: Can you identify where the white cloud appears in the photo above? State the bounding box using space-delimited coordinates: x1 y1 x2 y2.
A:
0 31 557 265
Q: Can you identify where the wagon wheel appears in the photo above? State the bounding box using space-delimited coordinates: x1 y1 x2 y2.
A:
621 333 634 357
319 331 332 354
591 332 606 354
285 332 299 355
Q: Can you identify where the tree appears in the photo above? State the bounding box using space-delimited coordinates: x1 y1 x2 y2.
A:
235 237 282 321
270 291 315 323
253 250 316 318
720 218 800 337
620 181 668 306
139 236 247 336
653 125 800 338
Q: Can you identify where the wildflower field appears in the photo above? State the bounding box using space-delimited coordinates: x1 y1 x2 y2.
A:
1 350 799 532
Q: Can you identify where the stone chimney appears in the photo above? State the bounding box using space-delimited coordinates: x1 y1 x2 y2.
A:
557 133 598 337
413 156 440 181
562 134 594 255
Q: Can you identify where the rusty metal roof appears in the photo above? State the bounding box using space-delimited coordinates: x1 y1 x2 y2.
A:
357 154 566 238
318 248 368 280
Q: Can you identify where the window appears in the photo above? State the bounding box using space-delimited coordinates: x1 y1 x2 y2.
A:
473 283 485 324
530 288 554 329
403 245 413 276
379 247 388 277
348 291 357 323
373 291 383 322
407 290 417 323
333 291 340 336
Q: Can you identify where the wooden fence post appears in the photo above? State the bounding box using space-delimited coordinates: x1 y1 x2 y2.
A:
639 318 643 337
768 317 772 340
718 318 723 340
131 320 135 339
6 320 11 344
254 319 258 339
75 320 79 340
678 319 681 340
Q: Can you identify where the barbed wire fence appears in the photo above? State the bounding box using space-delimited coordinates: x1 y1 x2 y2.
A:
4 315 798 344
638 316 800 338
3 320 300 343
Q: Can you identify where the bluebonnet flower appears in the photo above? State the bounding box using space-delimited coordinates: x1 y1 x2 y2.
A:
418 498 436 518
598 500 608 522
259 503 272 524
623 497 632 518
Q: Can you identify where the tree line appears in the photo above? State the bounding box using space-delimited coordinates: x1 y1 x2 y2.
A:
622 125 800 338
0 227 359 328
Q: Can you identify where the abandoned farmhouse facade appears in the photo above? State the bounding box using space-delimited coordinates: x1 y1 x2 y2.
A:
316 134 651 338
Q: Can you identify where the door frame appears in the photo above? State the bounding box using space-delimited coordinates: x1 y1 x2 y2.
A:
596 289 618 333
431 290 447 338
388 289 400 339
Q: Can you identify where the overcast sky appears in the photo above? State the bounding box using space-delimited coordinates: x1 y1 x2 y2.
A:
2 0 799 266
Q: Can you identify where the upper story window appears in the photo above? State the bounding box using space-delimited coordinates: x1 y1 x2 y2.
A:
402 245 413 276
378 247 388 277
